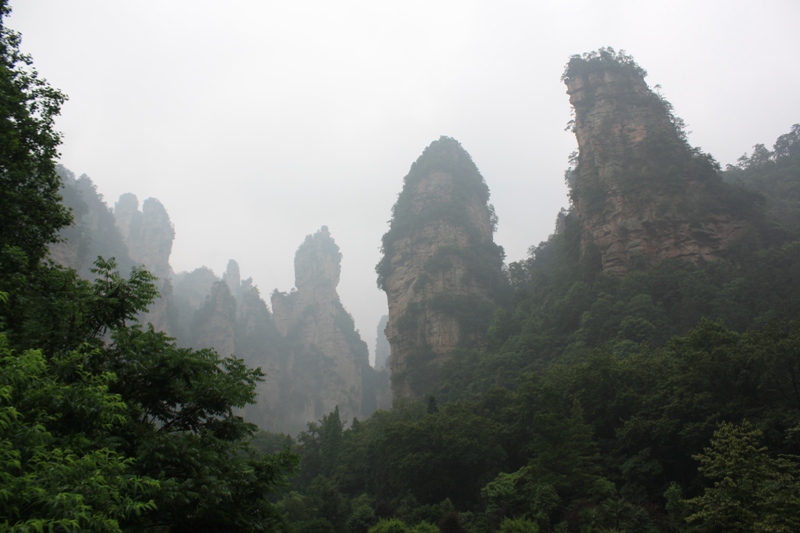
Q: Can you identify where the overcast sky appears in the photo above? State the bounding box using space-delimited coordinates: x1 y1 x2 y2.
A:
9 1 800 363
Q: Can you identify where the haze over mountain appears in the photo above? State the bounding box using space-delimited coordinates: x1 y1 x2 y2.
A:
8 1 800 361
6 0 800 522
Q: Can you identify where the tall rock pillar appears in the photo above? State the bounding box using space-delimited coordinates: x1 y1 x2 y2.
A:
564 49 754 274
271 227 376 429
377 137 505 399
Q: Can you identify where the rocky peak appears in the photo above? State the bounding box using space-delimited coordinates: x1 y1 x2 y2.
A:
294 225 341 295
114 193 139 244
378 136 505 399
114 194 175 281
564 49 755 274
271 227 379 427
191 280 236 357
223 259 242 304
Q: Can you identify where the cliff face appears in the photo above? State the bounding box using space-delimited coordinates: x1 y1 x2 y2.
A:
564 50 755 274
114 194 174 281
271 226 378 429
378 137 505 399
374 314 390 371
191 280 236 356
51 168 134 276
114 193 176 331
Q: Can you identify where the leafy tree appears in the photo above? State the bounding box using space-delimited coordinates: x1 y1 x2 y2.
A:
409 522 438 533
345 502 377 533
0 0 71 267
0 3 300 530
368 518 410 533
498 517 540 533
686 421 800 532
0 330 157 532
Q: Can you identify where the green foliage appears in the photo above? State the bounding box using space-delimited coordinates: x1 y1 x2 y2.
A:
376 136 497 291
367 401 507 509
531 399 601 500
409 522 438 533
368 518 410 533
498 517 540 533
725 123 800 235
0 7 299 530
562 47 647 82
291 65 800 533
686 421 800 532
0 255 299 531
346 502 377 533
0 336 157 532
0 0 71 267
563 47 763 232
54 168 137 277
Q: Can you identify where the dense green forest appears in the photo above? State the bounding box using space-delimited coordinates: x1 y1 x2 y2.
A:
3 3 800 532
261 160 800 532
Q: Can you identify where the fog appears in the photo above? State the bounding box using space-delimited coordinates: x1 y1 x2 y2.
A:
10 0 800 363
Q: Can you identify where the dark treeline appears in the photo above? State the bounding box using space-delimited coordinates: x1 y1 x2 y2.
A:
257 127 800 531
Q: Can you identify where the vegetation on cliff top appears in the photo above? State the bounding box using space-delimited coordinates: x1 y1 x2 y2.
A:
376 136 498 291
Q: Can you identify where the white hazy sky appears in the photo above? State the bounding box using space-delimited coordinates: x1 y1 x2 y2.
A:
9 1 800 364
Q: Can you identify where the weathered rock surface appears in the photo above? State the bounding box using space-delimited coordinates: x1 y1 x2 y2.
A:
191 280 236 357
271 226 380 428
114 193 176 331
564 50 756 274
223 259 243 305
378 137 505 398
114 194 174 281
51 167 134 275
374 314 390 371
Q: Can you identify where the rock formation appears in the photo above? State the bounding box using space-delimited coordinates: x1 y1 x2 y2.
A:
190 280 236 356
223 259 243 304
114 194 174 281
114 193 176 331
235 281 287 430
378 137 505 398
51 167 134 276
374 314 390 371
271 227 380 430
564 49 757 274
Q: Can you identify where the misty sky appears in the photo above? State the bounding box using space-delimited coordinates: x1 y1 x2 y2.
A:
9 1 800 364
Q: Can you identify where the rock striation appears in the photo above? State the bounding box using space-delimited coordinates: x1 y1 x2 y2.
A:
564 49 757 274
378 137 505 399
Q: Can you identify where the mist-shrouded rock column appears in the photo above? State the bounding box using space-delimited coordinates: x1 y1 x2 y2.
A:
564 49 755 274
271 226 377 428
114 194 174 281
377 136 505 399
191 280 236 357
114 193 176 332
374 314 390 371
